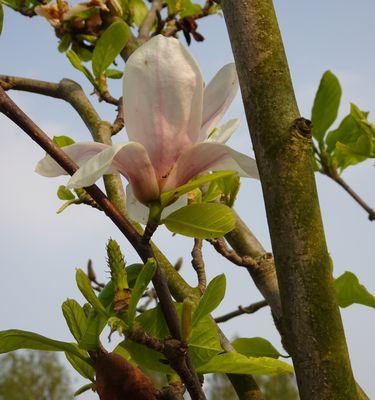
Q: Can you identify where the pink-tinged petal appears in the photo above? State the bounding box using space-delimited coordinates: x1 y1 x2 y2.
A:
126 185 188 224
35 142 109 177
207 118 240 144
200 64 239 140
123 35 204 180
162 142 259 191
67 142 159 204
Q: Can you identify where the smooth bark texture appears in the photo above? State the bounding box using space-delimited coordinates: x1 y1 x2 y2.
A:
221 1 359 399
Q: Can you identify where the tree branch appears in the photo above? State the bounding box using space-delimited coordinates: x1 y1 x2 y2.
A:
191 239 206 293
215 300 268 323
138 0 164 40
222 1 359 399
0 86 206 400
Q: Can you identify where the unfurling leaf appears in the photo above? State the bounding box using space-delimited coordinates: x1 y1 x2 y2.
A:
162 203 236 239
181 298 194 343
57 185 75 200
311 71 342 142
52 135 75 148
75 269 107 316
92 20 130 77
335 271 375 309
126 258 157 326
62 299 88 341
193 274 226 326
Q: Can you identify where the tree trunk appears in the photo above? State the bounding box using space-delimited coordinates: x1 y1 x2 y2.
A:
221 1 359 399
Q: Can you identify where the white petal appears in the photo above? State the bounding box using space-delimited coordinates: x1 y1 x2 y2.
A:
126 185 188 225
163 142 259 191
126 184 150 224
123 35 204 180
207 118 240 144
67 142 159 204
200 63 239 139
35 142 109 177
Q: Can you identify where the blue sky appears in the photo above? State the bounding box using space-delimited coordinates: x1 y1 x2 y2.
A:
0 1 374 397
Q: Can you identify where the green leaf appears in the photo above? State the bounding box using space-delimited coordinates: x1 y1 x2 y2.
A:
180 0 202 17
52 135 75 148
0 4 4 36
92 20 130 78
197 352 293 375
79 312 107 351
58 34 71 53
160 171 236 206
126 263 144 287
62 299 88 341
335 271 375 309
65 349 95 380
163 203 236 239
66 50 97 88
193 274 226 326
76 269 107 316
311 71 342 142
74 383 95 397
0 330 87 361
105 68 123 79
57 185 75 201
128 0 148 26
232 338 286 359
126 258 157 326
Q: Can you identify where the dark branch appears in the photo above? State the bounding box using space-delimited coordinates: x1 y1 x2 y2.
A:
112 97 124 135
208 237 257 268
0 86 205 400
215 300 268 323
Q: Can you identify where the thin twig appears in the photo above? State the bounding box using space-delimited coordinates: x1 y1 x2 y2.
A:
208 237 257 268
164 0 215 37
191 239 206 293
112 97 124 135
138 0 164 40
215 300 268 323
0 86 206 400
329 173 374 221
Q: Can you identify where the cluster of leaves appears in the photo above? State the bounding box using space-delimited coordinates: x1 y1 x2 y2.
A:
0 240 293 397
311 70 375 175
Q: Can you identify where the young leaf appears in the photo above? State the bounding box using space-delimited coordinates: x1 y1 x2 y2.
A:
74 383 95 397
105 68 123 79
162 203 236 239
193 274 226 326
66 50 97 87
232 337 287 359
75 269 107 316
57 185 75 201
196 352 293 375
78 312 107 351
92 21 130 78
126 258 157 326
65 349 95 380
160 170 236 206
62 299 88 341
335 271 375 308
129 0 148 26
0 330 87 361
311 71 342 142
181 298 193 343
53 135 75 148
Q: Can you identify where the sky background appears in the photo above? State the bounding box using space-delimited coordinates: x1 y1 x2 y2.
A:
0 0 374 398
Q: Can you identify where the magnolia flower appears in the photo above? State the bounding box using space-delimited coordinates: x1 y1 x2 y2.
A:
36 35 258 223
